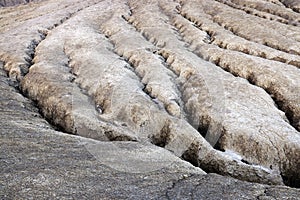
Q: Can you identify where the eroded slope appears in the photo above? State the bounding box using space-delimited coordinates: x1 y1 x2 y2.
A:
0 0 300 188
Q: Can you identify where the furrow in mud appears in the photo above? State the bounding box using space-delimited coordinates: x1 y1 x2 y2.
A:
178 2 300 69
127 0 300 187
1 0 300 189
214 0 300 25
280 0 300 13
59 0 287 186
0 0 139 141
174 3 300 132
187 0 300 55
0 10 70 132
100 32 174 117
0 0 101 32
0 0 102 81
99 7 185 118
18 2 138 142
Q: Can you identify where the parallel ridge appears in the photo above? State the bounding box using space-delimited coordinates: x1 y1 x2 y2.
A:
0 0 299 187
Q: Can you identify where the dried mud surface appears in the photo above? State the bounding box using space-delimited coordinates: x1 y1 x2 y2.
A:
1 0 300 198
0 0 45 7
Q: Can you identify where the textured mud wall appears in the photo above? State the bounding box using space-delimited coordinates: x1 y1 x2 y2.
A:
1 0 300 198
280 0 300 12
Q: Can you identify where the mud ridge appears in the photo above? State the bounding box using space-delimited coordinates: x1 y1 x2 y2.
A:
1 0 300 189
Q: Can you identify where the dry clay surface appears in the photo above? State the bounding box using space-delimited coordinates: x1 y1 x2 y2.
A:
1 0 300 196
0 0 44 7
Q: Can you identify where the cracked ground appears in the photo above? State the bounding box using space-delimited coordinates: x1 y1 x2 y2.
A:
1 0 300 199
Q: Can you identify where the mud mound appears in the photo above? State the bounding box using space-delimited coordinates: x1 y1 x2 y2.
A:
1 0 300 198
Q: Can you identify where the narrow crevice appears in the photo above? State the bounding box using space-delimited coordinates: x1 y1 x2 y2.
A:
179 9 300 68
158 51 227 151
280 0 300 13
222 59 297 131
123 4 218 151
24 40 39 66
45 48 137 141
213 141 225 152
140 82 162 106
21 32 47 76
123 10 222 148
150 120 172 147
4 15 81 134
264 86 297 131
210 14 300 56
104 130 138 142
116 50 159 106
281 170 300 188
122 8 180 83
119 14 187 118
23 91 67 132
155 52 186 116
63 47 101 115
17 31 66 132
181 143 200 167
0 59 66 132
158 5 299 186
2 59 136 143
110 3 297 186
124 1 133 17
180 1 300 56
23 40 137 141
20 9 77 77
214 0 298 25
21 79 73 134
131 8 231 150
49 13 72 29
241 159 252 165
180 142 226 173
174 9 299 132
100 24 174 115
62 47 140 142
172 6 300 137
197 123 209 138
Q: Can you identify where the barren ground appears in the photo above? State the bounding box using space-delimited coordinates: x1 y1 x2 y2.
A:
1 0 300 199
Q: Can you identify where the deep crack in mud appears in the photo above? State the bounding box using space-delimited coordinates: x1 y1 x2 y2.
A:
1 0 300 189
